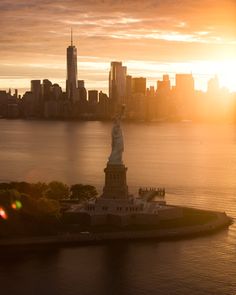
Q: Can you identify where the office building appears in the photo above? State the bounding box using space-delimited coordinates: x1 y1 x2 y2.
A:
175 74 194 94
109 61 127 105
88 90 98 105
78 80 87 102
157 75 171 94
66 30 78 102
132 77 146 95
175 74 195 119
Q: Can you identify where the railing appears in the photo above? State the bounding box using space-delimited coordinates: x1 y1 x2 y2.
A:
138 187 165 200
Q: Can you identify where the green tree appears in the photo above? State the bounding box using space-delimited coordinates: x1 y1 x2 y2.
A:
37 198 60 218
9 182 31 195
30 182 48 199
20 193 38 216
0 183 11 190
70 184 98 201
44 181 69 200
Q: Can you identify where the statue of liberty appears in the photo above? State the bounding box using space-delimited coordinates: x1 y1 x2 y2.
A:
108 105 125 165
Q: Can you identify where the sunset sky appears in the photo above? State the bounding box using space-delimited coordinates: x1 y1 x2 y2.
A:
0 0 235 94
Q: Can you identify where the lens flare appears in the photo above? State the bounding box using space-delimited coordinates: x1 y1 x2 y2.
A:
0 207 8 220
11 200 23 210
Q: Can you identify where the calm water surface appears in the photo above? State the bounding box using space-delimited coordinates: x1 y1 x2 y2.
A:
0 120 236 295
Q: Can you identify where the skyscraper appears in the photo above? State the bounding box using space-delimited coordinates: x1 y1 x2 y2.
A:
66 29 78 102
78 80 87 102
126 75 132 99
109 62 127 106
157 75 171 94
132 77 146 95
207 75 219 93
175 74 194 94
42 79 52 100
31 79 42 116
88 90 98 105
175 73 195 119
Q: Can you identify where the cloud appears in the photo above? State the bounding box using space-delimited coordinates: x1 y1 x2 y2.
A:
0 0 235 91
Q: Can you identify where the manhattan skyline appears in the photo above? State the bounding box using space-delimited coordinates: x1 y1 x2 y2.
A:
0 0 236 94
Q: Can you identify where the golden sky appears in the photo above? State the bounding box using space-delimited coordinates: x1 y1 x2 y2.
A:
0 0 235 94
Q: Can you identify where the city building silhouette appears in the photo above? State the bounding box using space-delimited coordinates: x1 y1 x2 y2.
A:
0 35 235 123
66 29 79 102
109 61 127 106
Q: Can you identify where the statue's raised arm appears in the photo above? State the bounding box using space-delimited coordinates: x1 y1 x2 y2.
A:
108 105 125 165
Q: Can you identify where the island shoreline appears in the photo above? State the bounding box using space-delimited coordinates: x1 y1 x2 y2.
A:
0 209 232 249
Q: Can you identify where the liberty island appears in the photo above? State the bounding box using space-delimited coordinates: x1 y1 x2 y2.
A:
0 119 233 247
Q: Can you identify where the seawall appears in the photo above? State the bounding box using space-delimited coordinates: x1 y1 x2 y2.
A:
0 211 232 248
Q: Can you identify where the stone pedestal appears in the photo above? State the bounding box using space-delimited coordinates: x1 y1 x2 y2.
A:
101 163 128 199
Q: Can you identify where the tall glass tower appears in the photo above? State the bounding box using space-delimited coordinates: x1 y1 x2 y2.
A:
66 29 78 102
109 61 127 105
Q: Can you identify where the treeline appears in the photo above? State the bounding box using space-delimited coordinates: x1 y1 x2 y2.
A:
0 181 98 201
0 181 98 238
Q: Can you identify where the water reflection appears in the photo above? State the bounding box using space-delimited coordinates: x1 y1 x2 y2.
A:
0 120 236 294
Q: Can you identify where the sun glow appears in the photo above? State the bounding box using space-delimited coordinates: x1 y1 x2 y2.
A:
192 60 236 92
217 60 236 92
0 58 235 94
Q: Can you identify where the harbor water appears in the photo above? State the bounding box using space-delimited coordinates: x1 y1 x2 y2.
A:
0 120 236 295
